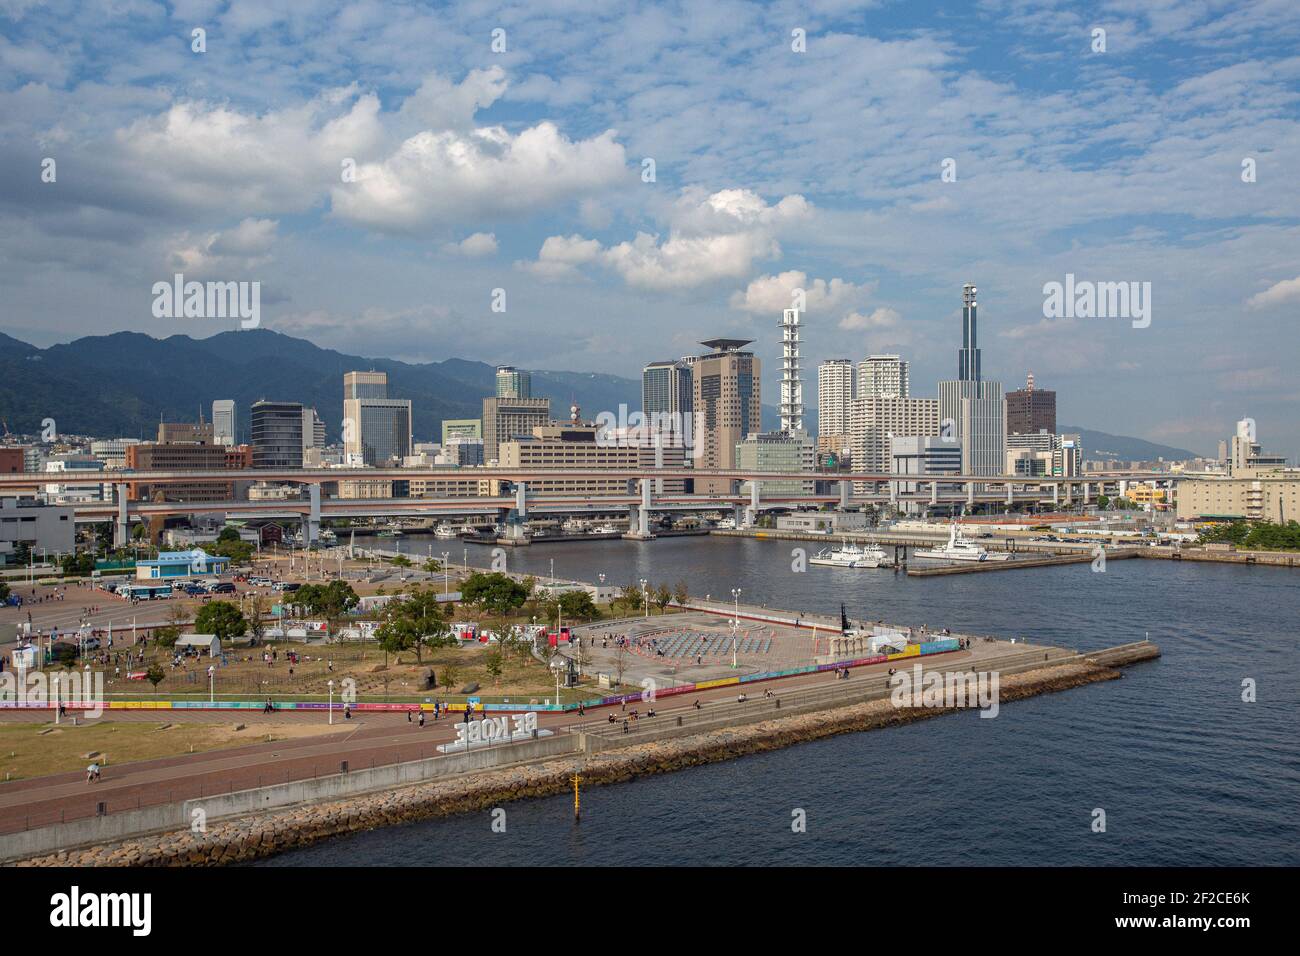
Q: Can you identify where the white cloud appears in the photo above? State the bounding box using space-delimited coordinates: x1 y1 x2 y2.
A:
443 232 498 257
838 307 901 331
521 188 812 290
331 121 629 232
517 234 604 279
1246 275 1300 309
166 218 279 276
730 271 869 314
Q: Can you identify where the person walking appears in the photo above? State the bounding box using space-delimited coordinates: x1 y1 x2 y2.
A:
418 710 426 728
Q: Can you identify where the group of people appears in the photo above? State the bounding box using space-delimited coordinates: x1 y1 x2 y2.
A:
833 666 853 680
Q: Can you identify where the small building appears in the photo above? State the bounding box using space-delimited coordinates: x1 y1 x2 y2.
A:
175 634 221 657
776 511 867 534
135 549 230 580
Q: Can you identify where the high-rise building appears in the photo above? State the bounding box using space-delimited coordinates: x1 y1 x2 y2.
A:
938 283 1005 481
642 360 693 422
778 309 804 433
441 419 482 444
495 366 531 399
817 359 855 437
857 354 909 400
482 396 550 463
344 371 388 400
692 339 761 494
849 397 939 492
250 401 305 469
212 400 236 446
1006 373 1056 435
497 421 639 496
342 371 411 467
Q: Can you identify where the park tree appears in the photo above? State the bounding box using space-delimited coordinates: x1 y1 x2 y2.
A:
439 662 459 692
618 582 643 615
245 591 269 645
558 589 598 622
673 579 689 607
0 581 9 603
146 665 165 695
461 572 530 617
485 649 505 685
391 554 412 569
194 601 248 646
153 624 180 649
653 583 672 614
375 588 452 664
296 580 359 636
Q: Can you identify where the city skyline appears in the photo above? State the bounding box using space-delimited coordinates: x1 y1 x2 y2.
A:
1 1 1297 457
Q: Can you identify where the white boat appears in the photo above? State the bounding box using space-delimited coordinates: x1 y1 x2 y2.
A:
561 518 589 533
318 528 337 542
810 540 888 569
714 517 736 530
913 525 1011 562
434 524 458 539
593 523 619 534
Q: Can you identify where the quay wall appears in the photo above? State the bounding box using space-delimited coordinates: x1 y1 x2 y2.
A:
10 646 1158 867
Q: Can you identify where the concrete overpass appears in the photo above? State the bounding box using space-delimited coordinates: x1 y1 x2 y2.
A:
0 464 1149 545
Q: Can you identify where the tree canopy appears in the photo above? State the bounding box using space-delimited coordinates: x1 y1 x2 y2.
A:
461 572 531 616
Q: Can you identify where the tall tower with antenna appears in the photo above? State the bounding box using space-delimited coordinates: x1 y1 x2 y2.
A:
779 308 804 433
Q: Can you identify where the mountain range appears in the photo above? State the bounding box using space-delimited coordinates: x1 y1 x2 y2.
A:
0 329 1199 460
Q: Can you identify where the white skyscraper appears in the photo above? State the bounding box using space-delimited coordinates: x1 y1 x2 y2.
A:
817 360 855 437
857 354 909 400
778 309 804 433
212 400 236 446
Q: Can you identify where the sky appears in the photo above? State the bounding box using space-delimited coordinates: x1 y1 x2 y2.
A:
1 0 1299 458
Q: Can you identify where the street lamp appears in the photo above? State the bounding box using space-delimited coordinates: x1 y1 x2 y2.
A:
328 679 335 725
731 588 742 668
640 578 649 619
442 552 451 595
208 663 215 704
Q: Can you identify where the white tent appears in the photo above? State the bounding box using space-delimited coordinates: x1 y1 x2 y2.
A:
175 634 221 657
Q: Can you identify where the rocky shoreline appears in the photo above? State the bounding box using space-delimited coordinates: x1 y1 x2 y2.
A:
15 661 1122 866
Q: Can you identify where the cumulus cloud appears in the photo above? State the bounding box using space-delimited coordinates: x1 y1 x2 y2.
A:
521 188 812 289
443 232 498 257
730 271 869 314
166 218 279 276
517 233 603 279
1246 275 1300 309
838 307 901 331
331 121 628 232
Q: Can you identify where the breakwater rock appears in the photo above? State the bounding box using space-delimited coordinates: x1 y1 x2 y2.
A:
14 661 1122 867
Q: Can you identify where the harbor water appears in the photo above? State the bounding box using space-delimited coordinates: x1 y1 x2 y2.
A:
261 534 1300 866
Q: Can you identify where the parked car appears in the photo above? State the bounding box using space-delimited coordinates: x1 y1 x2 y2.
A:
211 582 237 594
273 581 301 592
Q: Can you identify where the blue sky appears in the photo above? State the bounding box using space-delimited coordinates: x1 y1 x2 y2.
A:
2 0 1298 457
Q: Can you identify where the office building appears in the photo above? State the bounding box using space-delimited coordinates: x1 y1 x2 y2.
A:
496 366 531 399
1005 431 1081 477
692 339 761 494
497 421 639 496
642 359 694 422
1006 373 1056 435
90 438 141 469
857 354 909 400
158 421 213 444
251 401 305 469
212 400 236 446
125 442 233 501
441 419 482 444
736 431 815 497
817 360 855 437
890 436 963 511
344 371 389 400
938 283 1006 481
344 391 412 467
482 396 550 463
443 437 485 467
849 397 939 492
41 456 109 503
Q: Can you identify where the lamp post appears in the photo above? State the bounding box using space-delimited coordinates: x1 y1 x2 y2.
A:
208 663 215 704
640 578 649 619
328 679 335 725
442 552 451 595
731 587 742 668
